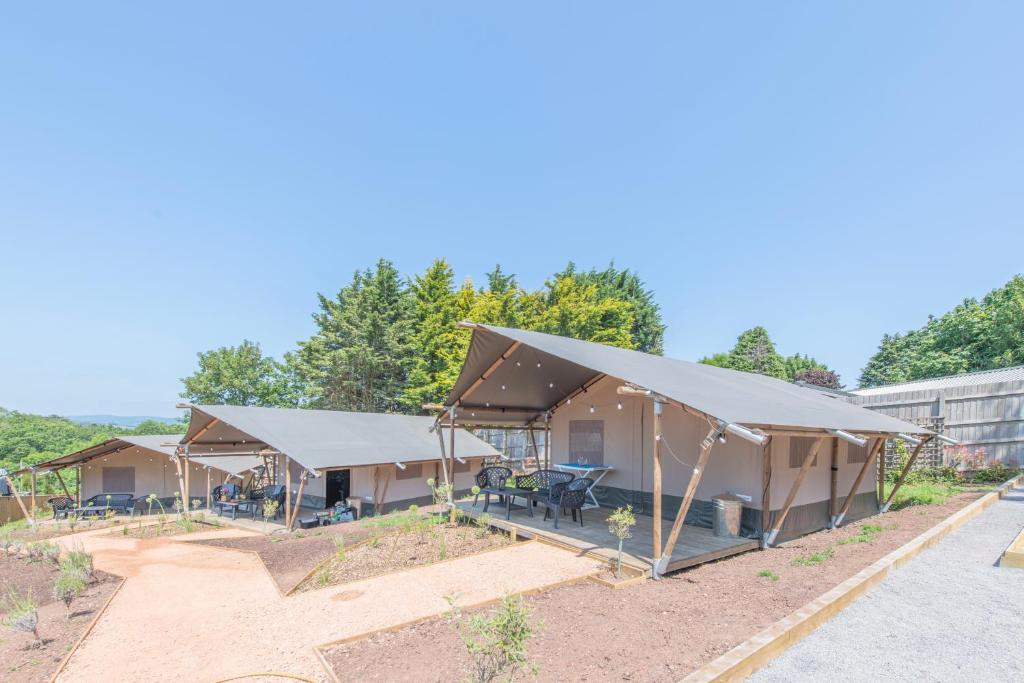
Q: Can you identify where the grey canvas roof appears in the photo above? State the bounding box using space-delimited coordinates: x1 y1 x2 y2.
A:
182 405 500 472
12 434 183 476
445 324 931 435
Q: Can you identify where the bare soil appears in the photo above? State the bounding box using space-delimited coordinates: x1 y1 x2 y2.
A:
294 522 513 593
106 517 223 539
0 553 118 683
325 491 984 682
3 518 122 542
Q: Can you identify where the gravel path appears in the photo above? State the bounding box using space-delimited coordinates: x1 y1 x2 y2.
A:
52 526 600 682
749 486 1024 682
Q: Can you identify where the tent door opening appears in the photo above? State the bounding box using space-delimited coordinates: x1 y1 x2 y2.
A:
325 469 351 507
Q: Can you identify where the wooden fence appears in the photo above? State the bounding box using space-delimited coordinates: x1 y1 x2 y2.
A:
0 497 27 524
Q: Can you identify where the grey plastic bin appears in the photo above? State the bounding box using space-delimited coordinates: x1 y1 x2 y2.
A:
712 493 744 537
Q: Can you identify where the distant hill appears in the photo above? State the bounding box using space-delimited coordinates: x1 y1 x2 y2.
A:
65 414 180 428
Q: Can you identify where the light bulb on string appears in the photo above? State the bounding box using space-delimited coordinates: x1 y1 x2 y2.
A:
500 384 506 391
516 361 521 367
616 402 623 410
589 405 595 413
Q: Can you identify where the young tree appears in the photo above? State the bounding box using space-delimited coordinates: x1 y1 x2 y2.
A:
292 259 414 412
607 505 637 578
448 593 538 683
180 340 300 407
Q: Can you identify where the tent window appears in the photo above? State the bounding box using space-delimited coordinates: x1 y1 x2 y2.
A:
788 437 819 468
847 440 870 464
395 463 423 481
102 467 135 493
569 420 604 465
453 458 471 474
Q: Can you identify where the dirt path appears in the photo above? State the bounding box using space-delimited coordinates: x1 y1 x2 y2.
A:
52 527 600 682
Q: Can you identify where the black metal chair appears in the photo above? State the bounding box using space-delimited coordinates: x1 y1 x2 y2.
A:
249 484 286 519
475 466 513 511
542 477 593 529
76 493 133 516
47 496 76 520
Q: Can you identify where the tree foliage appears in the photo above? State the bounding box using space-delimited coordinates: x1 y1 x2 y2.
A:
180 340 301 407
859 275 1024 387
699 327 840 385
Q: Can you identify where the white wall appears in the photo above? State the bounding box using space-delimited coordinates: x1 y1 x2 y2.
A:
549 376 765 509
767 437 879 508
81 447 226 500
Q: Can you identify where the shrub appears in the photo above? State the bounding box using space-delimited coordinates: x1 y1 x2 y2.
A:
475 513 493 538
886 481 960 509
53 570 87 619
448 593 538 683
316 564 331 587
1 588 41 646
61 546 94 581
41 541 61 567
757 569 779 581
262 499 280 523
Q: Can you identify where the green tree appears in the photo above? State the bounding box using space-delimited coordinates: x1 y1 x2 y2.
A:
291 259 414 412
701 326 787 378
859 275 1024 387
530 272 636 348
402 259 466 412
570 263 665 353
180 340 300 407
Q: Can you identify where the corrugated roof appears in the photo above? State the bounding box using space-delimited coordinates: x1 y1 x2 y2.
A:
445 324 932 435
182 405 499 472
851 365 1024 397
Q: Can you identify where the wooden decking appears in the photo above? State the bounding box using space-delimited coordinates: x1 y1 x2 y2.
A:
457 499 759 576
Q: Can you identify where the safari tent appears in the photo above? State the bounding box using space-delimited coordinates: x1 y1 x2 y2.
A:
4 434 234 515
432 323 940 575
180 405 499 522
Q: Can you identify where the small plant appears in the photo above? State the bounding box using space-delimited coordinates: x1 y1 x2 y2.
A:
122 525 129 536
26 540 47 563
61 545 94 581
1 588 41 647
791 547 835 567
369 532 380 548
262 499 280 523
838 523 891 545
757 569 779 581
53 570 87 619
475 513 493 538
334 536 347 561
447 593 539 683
42 541 61 567
0 528 13 556
607 505 637 579
316 563 331 587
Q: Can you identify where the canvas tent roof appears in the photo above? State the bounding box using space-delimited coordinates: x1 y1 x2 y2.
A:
181 405 499 473
444 324 931 435
11 434 183 476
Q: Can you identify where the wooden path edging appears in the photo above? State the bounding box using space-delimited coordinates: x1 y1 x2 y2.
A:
1000 526 1024 569
681 475 1024 683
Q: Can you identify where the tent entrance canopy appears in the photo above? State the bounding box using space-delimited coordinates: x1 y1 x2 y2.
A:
10 435 181 477
441 323 934 438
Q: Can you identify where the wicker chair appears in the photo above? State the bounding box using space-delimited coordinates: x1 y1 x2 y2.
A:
474 466 513 511
542 477 593 529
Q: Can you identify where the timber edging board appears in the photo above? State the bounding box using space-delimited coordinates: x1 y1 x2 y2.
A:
1001 525 1024 569
680 474 1024 683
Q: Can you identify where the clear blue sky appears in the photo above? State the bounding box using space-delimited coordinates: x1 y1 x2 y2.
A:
2 3 1022 417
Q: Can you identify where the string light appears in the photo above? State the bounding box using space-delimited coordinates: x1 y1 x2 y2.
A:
589 405 595 413
616 402 623 410
515 361 521 367
500 384 506 391
549 382 554 388
536 362 541 368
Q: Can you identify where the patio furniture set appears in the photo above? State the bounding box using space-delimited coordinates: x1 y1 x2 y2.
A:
473 466 604 529
48 493 135 520
210 484 287 521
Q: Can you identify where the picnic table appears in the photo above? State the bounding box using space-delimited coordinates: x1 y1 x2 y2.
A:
73 505 111 519
552 463 613 509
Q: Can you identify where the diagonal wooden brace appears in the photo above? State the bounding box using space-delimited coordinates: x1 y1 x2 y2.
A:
833 437 885 527
880 436 933 513
654 425 720 576
765 436 826 546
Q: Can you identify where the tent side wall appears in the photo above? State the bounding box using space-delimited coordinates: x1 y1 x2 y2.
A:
549 376 881 541
549 376 765 536
80 447 218 502
299 459 484 513
767 437 879 543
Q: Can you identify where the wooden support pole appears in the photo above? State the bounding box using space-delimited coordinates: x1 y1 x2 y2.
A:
30 471 37 515
657 424 720 575
834 437 885 527
4 476 33 525
652 400 664 563
766 437 826 546
54 469 73 500
829 438 839 527
284 455 292 526
288 473 308 530
184 456 191 507
436 422 451 489
544 419 551 469
449 413 457 519
761 437 773 545
206 467 212 511
881 436 933 512
76 465 82 507
528 429 540 469
877 438 887 504
173 452 187 504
